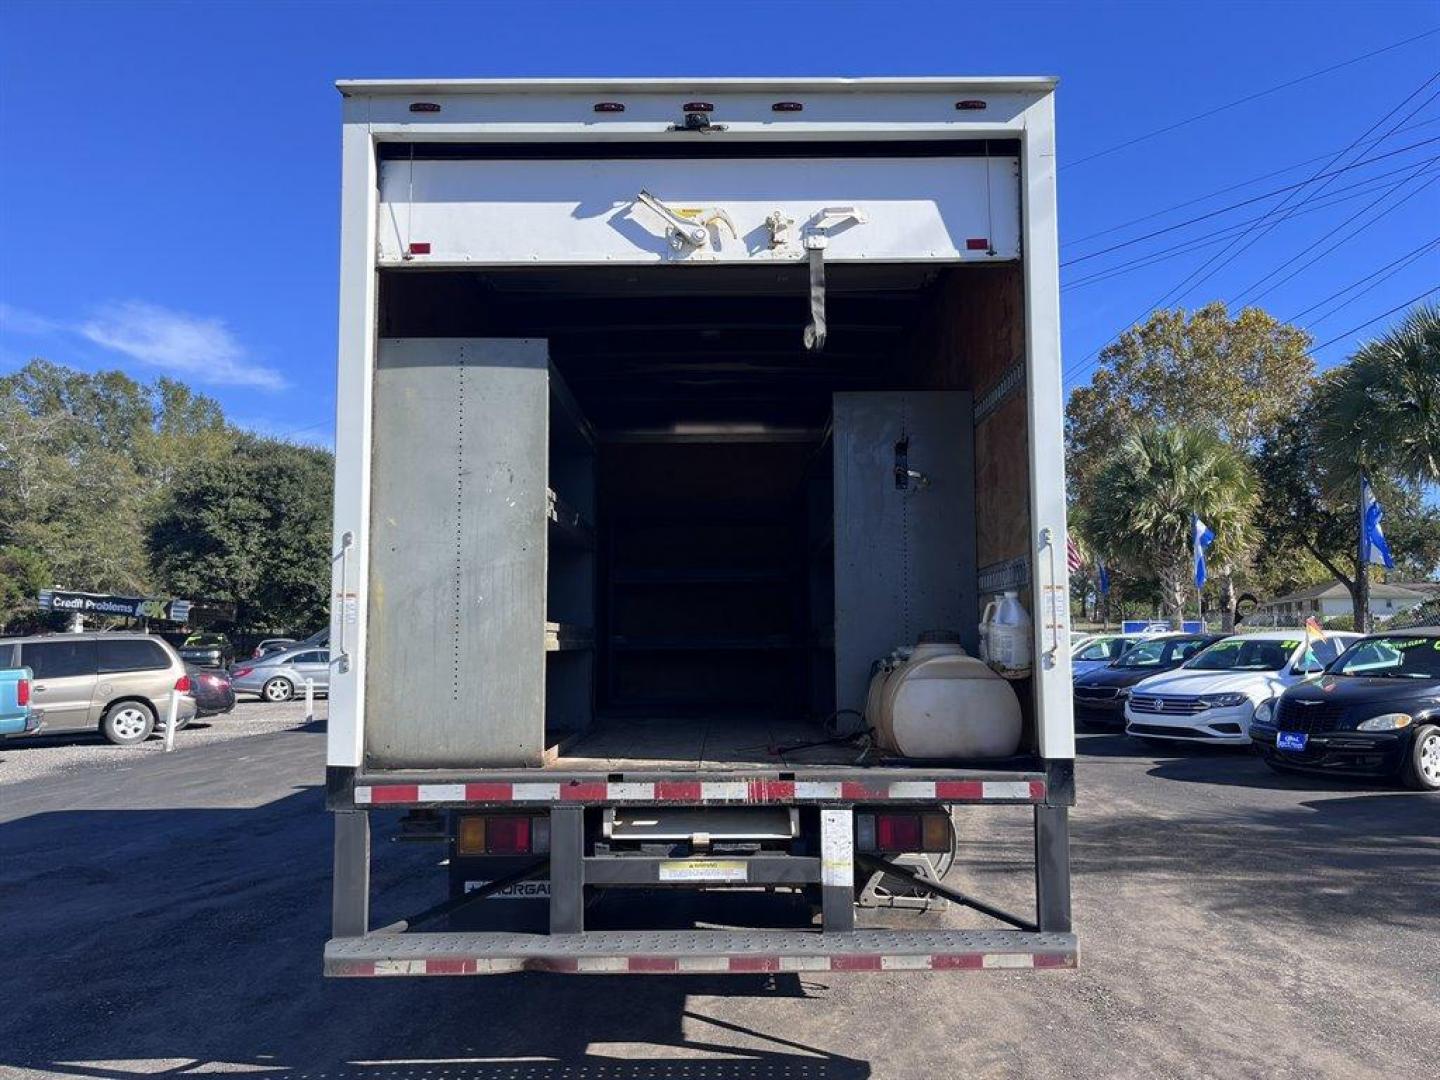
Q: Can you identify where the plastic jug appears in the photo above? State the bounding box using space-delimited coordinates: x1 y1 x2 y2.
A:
980 591 1032 680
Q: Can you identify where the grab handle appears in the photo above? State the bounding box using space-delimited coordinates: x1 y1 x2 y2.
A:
1038 527 1062 669
334 530 354 674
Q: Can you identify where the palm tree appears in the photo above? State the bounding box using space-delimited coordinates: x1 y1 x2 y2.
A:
1316 301 1440 486
1088 426 1257 624
1314 301 1439 629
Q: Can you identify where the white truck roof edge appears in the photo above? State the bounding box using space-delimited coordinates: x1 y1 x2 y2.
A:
336 76 1058 96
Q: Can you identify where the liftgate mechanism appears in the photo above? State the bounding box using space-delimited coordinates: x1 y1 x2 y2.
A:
633 192 869 352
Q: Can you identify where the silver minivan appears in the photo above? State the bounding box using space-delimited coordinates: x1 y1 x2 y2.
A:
0 633 198 746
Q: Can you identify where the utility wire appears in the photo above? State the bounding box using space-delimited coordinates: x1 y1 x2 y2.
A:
1237 168 1440 307
1226 87 1440 304
1064 71 1440 388
1290 236 1440 321
1063 167 1440 291
1060 146 1440 269
1062 27 1440 170
1062 116 1440 248
1308 286 1440 351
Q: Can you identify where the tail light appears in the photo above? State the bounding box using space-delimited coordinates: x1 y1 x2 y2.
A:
174 675 191 693
16 679 29 707
856 811 952 853
232 667 253 679
456 814 550 856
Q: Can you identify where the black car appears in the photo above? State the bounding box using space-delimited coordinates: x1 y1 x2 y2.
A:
186 665 237 717
1072 634 1220 727
179 632 235 669
1251 628 1440 791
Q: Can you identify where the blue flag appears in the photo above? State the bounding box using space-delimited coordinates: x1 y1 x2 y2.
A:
1362 478 1395 569
1097 557 1110 595
1192 514 1215 588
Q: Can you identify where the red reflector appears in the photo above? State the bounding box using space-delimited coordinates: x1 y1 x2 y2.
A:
486 817 531 855
174 675 191 693
876 814 922 851
232 667 253 679
682 101 715 113
16 679 29 707
409 102 441 113
771 101 804 112
593 101 626 113
955 100 987 111
966 238 990 251
409 242 431 255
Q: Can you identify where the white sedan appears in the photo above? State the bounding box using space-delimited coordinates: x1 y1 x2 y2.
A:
1124 630 1362 745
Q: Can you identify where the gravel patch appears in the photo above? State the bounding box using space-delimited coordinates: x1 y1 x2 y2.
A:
0 697 326 786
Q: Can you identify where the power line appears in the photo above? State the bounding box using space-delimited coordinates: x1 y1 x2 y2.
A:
1062 27 1440 170
1309 286 1440 351
1226 88 1440 305
1132 74 1440 323
1060 145 1440 269
1236 169 1440 308
1062 167 1440 291
1289 236 1440 322
1061 116 1440 248
1064 71 1440 388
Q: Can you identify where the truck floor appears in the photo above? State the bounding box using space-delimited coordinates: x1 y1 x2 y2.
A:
554 714 871 771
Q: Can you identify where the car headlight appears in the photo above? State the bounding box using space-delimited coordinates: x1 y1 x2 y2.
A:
1253 700 1274 725
1205 693 1249 709
1357 712 1412 732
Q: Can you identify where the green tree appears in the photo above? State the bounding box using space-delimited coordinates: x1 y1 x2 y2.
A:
148 436 333 632
1066 303 1313 623
1087 426 1257 623
1274 305 1440 628
0 359 237 625
1315 302 1440 487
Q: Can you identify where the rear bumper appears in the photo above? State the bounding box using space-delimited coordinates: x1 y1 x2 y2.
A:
325 928 1077 976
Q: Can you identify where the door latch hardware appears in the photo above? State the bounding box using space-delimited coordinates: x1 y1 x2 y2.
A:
635 190 738 252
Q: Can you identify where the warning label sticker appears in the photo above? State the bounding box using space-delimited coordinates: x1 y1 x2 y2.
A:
657 860 749 883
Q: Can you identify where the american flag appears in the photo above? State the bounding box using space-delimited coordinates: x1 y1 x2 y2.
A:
1066 535 1085 573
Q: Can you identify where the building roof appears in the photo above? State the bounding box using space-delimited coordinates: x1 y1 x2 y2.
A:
1264 580 1428 604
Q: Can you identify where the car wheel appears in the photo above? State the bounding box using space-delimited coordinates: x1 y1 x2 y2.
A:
102 701 156 746
1400 724 1440 792
262 677 295 703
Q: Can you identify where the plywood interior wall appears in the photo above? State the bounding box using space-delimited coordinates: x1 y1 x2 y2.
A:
900 266 1031 574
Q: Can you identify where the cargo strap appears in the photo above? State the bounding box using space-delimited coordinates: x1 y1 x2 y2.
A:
804 239 827 351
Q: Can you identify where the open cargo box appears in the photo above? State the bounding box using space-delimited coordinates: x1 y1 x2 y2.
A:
325 77 1075 975
361 263 1032 774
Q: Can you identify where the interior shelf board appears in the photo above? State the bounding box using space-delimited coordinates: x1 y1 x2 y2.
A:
546 622 596 651
547 488 596 549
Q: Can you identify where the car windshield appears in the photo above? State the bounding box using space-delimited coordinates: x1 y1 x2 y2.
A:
1185 638 1299 672
185 634 226 647
1115 640 1169 668
1332 636 1440 679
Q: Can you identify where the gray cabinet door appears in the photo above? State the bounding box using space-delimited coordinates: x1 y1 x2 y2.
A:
832 391 976 715
365 338 550 768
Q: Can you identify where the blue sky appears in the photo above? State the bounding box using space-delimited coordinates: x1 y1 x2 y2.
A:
1 0 1437 449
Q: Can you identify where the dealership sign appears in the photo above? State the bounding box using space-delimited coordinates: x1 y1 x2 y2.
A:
38 589 192 622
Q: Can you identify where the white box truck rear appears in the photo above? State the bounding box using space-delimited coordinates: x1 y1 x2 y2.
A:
324 77 1076 977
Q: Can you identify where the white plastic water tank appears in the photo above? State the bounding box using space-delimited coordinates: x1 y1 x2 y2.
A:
876 631 1022 758
980 591 1033 680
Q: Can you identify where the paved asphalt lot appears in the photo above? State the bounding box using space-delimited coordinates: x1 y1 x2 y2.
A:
1 705 1435 1079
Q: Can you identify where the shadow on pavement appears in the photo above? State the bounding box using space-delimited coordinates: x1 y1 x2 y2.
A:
0 787 870 1080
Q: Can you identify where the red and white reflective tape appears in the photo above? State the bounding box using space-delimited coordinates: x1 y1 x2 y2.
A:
332 951 1076 977
352 778 1045 807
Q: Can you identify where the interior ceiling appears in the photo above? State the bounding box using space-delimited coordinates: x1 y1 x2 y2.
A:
379 265 947 429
